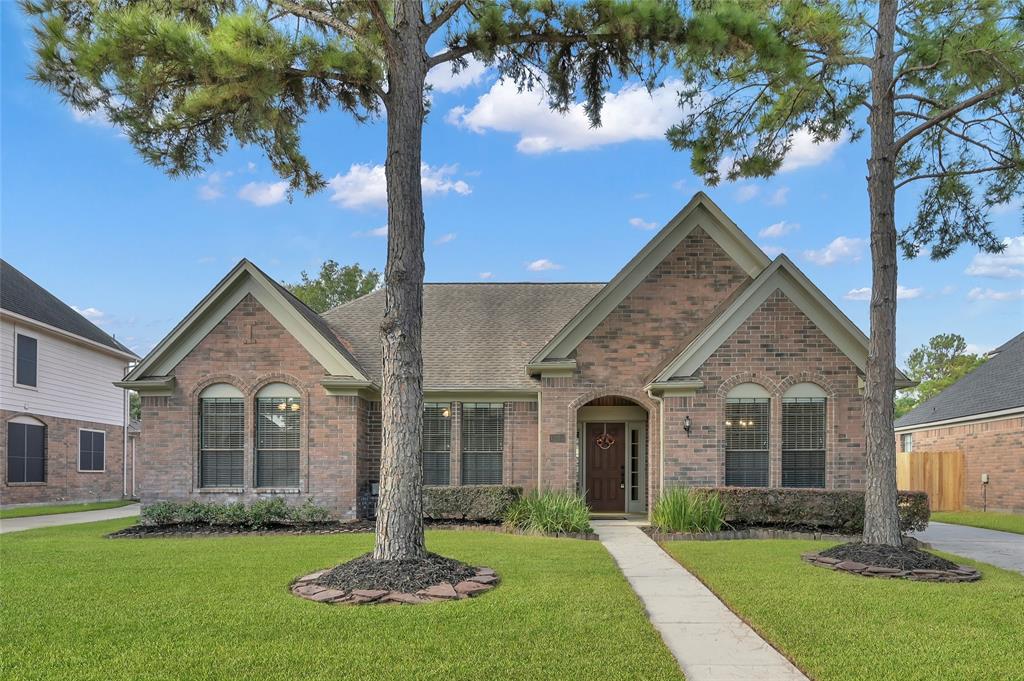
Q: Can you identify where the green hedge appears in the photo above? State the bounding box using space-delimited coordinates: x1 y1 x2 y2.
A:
140 497 330 529
422 485 522 521
690 488 930 534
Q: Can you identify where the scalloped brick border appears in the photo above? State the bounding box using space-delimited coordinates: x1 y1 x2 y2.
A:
802 552 981 582
290 567 500 605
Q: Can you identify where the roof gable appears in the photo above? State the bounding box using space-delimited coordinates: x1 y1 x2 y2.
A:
530 192 771 366
123 260 368 383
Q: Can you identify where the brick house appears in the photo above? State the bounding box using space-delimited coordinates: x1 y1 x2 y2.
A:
1 260 138 506
895 332 1024 513
120 193 911 519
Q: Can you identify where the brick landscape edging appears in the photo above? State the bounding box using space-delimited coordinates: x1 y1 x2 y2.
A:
801 552 981 582
647 528 861 543
290 567 500 605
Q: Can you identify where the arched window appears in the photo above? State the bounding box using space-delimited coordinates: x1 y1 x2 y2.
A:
7 416 46 483
724 384 770 487
198 384 244 488
782 383 827 488
255 383 301 488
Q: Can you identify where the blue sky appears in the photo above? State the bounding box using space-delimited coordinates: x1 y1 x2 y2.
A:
2 5 1021 363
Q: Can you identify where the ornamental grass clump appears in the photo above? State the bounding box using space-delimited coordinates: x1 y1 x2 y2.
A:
652 488 728 534
504 491 592 535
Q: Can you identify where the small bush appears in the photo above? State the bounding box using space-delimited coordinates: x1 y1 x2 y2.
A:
140 501 181 526
423 485 522 521
690 487 929 534
139 498 331 528
503 491 592 534
289 497 331 524
652 488 728 533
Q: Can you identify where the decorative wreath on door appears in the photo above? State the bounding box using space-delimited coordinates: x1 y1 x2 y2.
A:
595 428 616 450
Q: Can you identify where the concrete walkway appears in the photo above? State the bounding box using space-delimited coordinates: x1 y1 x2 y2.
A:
0 503 139 534
593 520 806 681
913 521 1024 575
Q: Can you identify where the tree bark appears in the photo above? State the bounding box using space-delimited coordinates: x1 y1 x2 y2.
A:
862 0 902 547
373 1 429 561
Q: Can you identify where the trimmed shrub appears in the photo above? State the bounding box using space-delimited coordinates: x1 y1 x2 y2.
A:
690 487 929 534
503 491 593 534
652 488 728 533
422 485 522 521
139 498 331 528
140 501 181 526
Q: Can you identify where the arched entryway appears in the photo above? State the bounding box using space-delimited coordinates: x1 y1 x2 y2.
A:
575 396 649 514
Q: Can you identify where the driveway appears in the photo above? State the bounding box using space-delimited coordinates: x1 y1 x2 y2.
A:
0 503 140 534
913 521 1024 574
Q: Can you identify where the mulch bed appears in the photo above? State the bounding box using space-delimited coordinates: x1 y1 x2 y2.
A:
803 542 981 582
644 526 861 543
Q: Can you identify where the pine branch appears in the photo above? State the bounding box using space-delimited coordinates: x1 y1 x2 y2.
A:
893 84 1010 152
427 0 466 36
269 0 377 53
895 162 1019 190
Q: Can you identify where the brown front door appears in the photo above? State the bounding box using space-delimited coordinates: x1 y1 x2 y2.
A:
585 422 626 512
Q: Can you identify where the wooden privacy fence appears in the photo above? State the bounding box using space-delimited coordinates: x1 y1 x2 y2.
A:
896 450 964 511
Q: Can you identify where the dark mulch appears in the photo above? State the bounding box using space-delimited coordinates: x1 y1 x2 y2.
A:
819 542 960 571
108 518 501 539
315 552 479 593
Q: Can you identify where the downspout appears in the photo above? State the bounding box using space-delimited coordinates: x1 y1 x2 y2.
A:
536 390 543 491
122 365 129 498
646 387 664 508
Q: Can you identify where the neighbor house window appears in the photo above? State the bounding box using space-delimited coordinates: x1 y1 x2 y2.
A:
255 383 301 488
7 418 46 483
461 403 504 485
781 386 827 488
901 433 913 452
724 384 770 487
198 384 244 488
15 333 37 387
79 429 106 472
422 403 451 486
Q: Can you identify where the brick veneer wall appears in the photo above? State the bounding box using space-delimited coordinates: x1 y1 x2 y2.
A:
896 416 1024 513
1 410 126 504
138 295 360 519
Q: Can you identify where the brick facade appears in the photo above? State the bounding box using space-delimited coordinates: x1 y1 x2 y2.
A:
1 410 127 504
896 416 1024 513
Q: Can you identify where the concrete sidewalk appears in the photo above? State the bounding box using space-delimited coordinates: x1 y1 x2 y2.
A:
913 521 1024 575
0 503 140 534
593 520 806 681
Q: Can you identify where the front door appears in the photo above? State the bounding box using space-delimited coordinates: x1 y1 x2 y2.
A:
585 422 626 512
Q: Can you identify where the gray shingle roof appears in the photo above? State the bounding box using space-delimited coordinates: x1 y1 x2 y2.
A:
322 283 603 390
894 331 1024 428
0 259 136 357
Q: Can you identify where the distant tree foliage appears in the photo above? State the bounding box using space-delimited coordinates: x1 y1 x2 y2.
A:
129 391 141 422
895 334 988 417
285 260 381 313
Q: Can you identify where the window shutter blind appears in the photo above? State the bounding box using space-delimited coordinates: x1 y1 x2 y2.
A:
781 398 826 488
422 403 451 486
255 397 300 488
199 398 244 487
724 398 769 487
461 403 504 485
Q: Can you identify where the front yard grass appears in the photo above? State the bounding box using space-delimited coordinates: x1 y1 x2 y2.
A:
0 519 682 681
931 510 1024 535
663 539 1024 681
0 499 135 519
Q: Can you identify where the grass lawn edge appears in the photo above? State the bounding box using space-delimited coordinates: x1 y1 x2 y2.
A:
930 510 1024 536
0 499 136 519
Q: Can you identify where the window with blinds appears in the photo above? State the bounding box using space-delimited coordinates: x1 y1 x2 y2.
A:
724 398 769 486
7 421 46 483
461 403 504 485
782 397 826 487
199 397 244 487
256 396 301 488
422 403 452 486
79 430 106 472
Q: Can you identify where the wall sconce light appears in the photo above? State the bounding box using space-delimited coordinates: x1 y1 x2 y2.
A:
683 415 692 434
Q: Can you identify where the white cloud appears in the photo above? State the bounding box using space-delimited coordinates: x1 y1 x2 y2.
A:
965 236 1024 278
328 163 471 210
434 232 457 245
526 259 562 272
246 161 257 172
844 287 871 301
964 342 994 355
198 170 234 200
844 285 923 301
238 181 288 206
967 287 1024 301
991 196 1022 215
479 272 495 280
353 225 389 238
426 56 488 93
448 78 682 154
804 236 866 265
767 187 790 206
941 284 956 295
73 306 105 321
735 185 760 203
780 128 845 172
759 220 799 238
629 217 658 230
672 179 687 192
71 106 111 127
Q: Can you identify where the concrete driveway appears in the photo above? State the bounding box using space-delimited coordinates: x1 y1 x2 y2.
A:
0 503 140 534
913 521 1024 574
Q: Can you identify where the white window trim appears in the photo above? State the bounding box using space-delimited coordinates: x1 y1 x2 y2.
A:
13 328 39 390
78 427 107 473
901 433 913 453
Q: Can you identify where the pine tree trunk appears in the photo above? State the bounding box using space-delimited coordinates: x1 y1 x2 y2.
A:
373 4 429 561
862 0 902 547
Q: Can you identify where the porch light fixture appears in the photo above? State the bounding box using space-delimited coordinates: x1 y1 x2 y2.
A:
441 407 451 418
683 415 692 434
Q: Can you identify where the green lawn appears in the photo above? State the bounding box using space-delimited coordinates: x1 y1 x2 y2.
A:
0 500 136 519
664 540 1024 681
0 519 682 681
931 510 1024 535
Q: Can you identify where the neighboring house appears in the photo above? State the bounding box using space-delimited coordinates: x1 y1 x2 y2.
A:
895 332 1024 513
1 259 139 505
119 193 911 519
